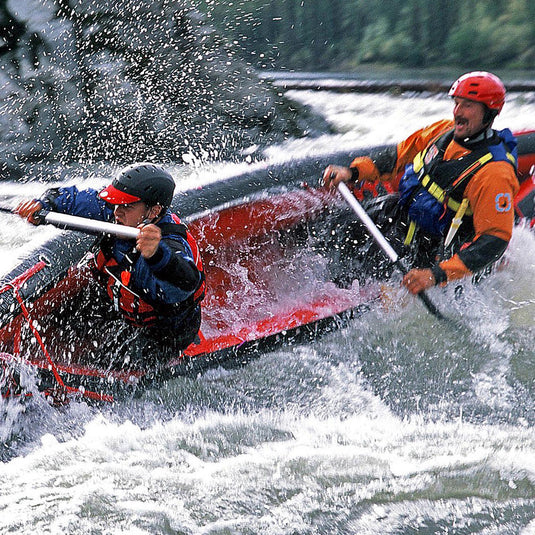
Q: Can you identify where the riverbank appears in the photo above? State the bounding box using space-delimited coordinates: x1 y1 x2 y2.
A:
259 68 535 93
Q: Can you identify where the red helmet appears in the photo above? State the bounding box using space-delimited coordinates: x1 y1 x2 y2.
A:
448 71 506 113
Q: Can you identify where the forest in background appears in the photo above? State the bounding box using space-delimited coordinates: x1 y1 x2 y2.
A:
198 0 535 72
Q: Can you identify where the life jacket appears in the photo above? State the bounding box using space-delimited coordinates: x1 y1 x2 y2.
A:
92 214 205 328
398 128 517 245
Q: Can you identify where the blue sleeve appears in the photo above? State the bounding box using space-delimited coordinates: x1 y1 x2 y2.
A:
129 237 201 305
39 186 114 221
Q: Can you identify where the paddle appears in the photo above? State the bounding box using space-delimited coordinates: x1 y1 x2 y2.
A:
0 205 139 240
337 182 445 320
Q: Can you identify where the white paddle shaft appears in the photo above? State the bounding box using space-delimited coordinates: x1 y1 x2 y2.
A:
337 182 399 263
42 211 139 240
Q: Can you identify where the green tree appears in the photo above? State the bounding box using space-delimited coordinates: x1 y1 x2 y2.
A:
196 0 535 71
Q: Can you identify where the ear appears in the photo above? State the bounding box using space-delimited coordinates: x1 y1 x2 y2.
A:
149 204 163 219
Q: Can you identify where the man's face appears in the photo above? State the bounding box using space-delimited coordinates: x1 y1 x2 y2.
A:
453 97 488 140
113 201 150 227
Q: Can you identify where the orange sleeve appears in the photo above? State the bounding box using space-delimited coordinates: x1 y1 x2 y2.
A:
464 161 519 242
438 160 519 281
438 255 471 281
349 156 383 182
350 119 454 184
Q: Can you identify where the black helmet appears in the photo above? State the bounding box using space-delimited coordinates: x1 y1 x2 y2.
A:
99 163 175 208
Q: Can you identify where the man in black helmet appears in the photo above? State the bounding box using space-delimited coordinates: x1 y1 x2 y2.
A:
15 163 205 369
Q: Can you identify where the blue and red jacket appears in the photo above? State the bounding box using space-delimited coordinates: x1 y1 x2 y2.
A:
39 186 204 330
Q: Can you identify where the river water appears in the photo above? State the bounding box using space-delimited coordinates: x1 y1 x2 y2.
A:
1 86 535 534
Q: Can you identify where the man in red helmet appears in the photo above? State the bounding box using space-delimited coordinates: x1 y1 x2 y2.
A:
323 71 519 295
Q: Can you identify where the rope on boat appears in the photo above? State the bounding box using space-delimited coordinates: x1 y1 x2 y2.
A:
0 260 114 403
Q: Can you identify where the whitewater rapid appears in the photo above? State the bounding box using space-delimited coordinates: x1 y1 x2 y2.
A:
1 89 535 534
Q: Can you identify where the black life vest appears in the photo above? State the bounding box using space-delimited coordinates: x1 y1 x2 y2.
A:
398 128 517 244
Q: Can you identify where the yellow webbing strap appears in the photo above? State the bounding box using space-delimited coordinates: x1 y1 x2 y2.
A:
404 221 417 245
413 151 425 172
444 197 470 247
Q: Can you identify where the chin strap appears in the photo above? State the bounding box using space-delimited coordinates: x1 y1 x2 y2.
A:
458 126 493 145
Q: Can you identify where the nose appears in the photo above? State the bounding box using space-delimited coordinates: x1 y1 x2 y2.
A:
114 205 126 218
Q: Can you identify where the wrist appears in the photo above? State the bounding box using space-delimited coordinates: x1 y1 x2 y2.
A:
431 265 447 285
145 245 164 264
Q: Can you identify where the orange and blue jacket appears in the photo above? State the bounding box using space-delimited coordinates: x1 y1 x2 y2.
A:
350 119 519 282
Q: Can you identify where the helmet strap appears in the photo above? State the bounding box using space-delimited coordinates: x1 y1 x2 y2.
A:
458 126 493 146
143 204 164 224
483 107 498 127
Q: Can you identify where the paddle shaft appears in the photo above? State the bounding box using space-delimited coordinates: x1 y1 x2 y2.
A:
0 205 139 240
337 182 444 319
